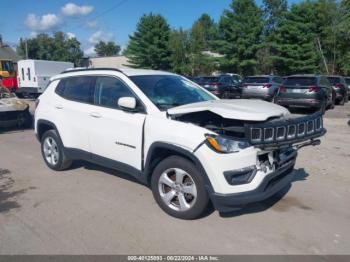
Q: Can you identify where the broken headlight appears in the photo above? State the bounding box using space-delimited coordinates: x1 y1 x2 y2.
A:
205 134 251 153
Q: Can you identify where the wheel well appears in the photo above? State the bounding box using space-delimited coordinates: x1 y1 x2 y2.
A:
145 147 196 185
37 122 54 141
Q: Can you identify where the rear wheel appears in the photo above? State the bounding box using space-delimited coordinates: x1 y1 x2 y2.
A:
41 130 72 171
319 99 326 114
151 156 210 219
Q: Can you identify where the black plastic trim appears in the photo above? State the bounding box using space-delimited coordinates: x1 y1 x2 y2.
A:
209 158 296 213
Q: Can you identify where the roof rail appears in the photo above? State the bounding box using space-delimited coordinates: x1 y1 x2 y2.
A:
60 67 124 74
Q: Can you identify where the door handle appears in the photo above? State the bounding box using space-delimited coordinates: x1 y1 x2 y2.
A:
89 112 102 118
55 105 63 109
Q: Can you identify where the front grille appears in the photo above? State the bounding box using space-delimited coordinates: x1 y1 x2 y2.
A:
245 112 325 148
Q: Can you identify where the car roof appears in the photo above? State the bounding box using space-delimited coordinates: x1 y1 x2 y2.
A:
245 75 276 78
286 74 319 77
58 67 176 78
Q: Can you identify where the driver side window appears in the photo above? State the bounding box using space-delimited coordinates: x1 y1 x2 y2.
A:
94 76 142 110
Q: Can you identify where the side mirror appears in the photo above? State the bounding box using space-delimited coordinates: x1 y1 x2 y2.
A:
117 97 137 111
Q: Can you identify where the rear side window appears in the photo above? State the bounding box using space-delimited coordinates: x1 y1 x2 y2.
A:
94 76 137 109
284 77 317 86
57 76 95 103
243 77 269 84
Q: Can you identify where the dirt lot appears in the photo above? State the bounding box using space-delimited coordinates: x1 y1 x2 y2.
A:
0 101 349 255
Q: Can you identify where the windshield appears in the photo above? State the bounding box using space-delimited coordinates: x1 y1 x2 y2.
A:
243 77 269 84
129 75 216 110
1 61 14 73
201 77 219 84
284 77 317 86
327 77 341 85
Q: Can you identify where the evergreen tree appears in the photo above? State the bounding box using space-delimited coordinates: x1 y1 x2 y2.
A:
271 2 321 75
125 13 171 70
169 29 191 75
217 0 263 75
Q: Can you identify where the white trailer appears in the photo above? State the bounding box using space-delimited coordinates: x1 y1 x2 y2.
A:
17 60 74 96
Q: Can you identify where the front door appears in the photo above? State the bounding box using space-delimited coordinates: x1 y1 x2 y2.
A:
88 76 146 171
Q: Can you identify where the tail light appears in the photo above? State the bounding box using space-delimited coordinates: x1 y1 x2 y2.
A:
335 83 344 89
263 83 272 88
308 86 320 92
279 85 286 93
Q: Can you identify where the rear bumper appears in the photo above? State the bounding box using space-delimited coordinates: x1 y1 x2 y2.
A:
276 98 322 108
242 91 271 100
209 160 295 213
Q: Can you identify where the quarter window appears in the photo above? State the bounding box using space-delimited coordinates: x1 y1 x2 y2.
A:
94 76 137 109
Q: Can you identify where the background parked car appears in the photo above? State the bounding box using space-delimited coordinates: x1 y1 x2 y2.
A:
241 75 283 101
197 75 241 98
344 77 350 99
276 75 334 114
326 76 349 105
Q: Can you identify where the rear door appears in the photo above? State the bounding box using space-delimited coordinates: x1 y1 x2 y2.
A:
88 75 146 170
53 76 96 152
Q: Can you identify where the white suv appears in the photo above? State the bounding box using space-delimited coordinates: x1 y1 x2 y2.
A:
35 68 326 219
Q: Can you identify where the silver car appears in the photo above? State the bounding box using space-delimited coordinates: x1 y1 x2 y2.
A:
241 75 283 102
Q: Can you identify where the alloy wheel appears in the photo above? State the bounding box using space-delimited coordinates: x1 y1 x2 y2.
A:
158 168 197 212
43 136 59 166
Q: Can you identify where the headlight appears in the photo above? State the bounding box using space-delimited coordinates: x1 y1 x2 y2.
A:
205 134 250 153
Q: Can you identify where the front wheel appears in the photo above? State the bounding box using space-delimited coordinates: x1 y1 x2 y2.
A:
41 130 72 171
151 156 210 219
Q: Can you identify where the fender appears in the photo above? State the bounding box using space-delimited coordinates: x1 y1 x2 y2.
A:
143 142 214 193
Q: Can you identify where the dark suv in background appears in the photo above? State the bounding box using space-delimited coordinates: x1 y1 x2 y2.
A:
276 75 334 114
345 77 350 99
241 75 283 101
327 76 349 105
198 75 241 98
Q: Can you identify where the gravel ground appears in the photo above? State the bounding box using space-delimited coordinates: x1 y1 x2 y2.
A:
0 101 349 255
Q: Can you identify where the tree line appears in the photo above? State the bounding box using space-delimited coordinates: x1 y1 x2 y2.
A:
17 0 350 77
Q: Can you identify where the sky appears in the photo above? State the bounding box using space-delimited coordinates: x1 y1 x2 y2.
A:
0 0 300 56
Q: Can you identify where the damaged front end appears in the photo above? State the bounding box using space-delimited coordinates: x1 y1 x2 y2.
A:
170 109 325 152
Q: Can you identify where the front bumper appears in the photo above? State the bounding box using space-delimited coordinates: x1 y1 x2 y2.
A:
208 157 295 213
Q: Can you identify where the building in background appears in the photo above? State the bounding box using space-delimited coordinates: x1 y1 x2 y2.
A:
86 56 131 69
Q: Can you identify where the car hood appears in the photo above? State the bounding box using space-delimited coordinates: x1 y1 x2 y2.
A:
167 99 290 121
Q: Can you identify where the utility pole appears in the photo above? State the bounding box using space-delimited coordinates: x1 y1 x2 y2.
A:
25 39 28 59
316 37 329 74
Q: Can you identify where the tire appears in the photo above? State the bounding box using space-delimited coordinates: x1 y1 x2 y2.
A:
339 96 345 106
151 156 210 219
22 110 33 129
319 99 326 115
41 129 72 171
330 92 336 109
271 92 278 103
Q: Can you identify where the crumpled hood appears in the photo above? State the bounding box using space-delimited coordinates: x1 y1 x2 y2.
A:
167 99 290 121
